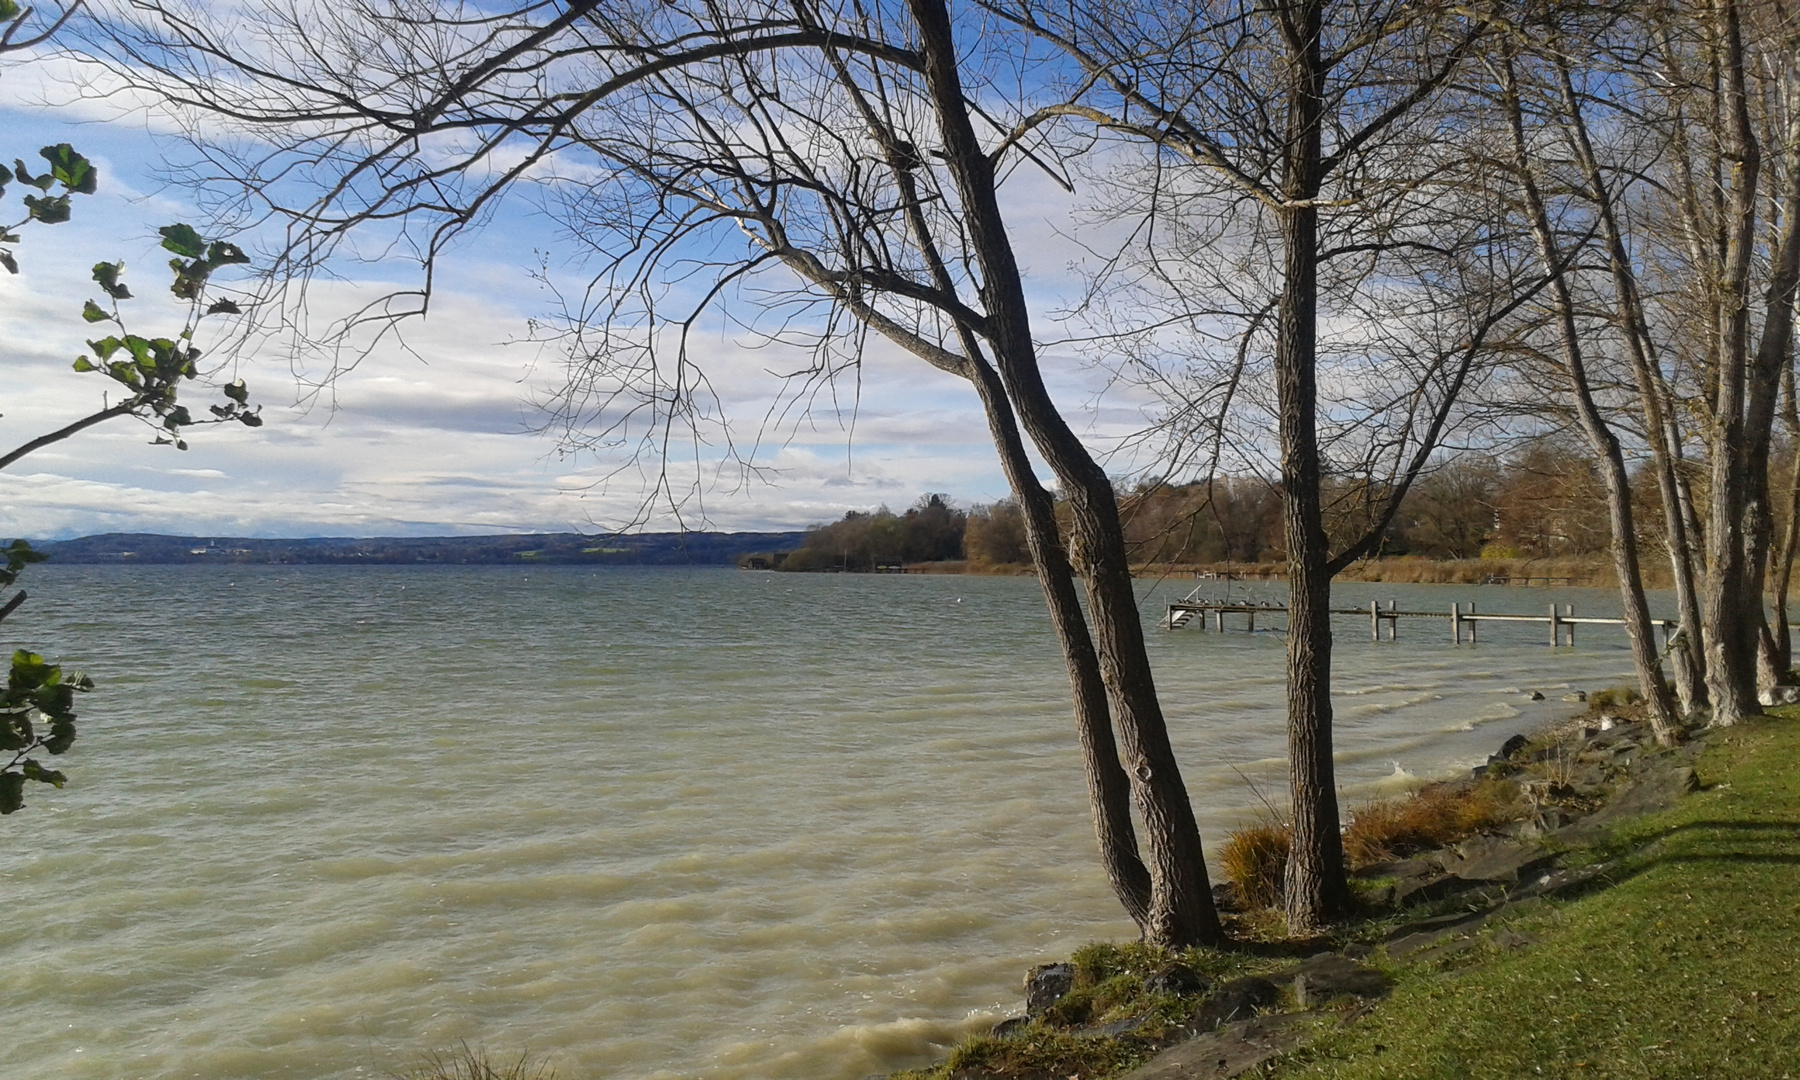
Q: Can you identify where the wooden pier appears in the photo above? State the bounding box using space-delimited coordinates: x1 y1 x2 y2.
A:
1165 593 1678 647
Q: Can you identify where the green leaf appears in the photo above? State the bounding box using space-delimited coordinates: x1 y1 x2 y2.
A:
239 412 264 428
205 240 249 268
0 1 20 23
0 250 15 275
206 298 242 315
158 223 206 259
81 299 111 323
39 144 96 196
87 336 122 361
72 357 96 373
23 193 71 224
92 261 133 300
12 159 50 191
21 759 66 788
0 771 24 814
223 379 249 404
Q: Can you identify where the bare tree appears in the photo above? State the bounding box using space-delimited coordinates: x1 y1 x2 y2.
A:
990 0 1537 930
94 0 1230 944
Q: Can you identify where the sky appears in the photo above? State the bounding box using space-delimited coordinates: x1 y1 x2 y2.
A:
0 30 1167 540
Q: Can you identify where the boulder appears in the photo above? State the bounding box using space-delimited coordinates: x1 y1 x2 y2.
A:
1562 691 1588 703
1443 835 1557 885
1497 733 1532 759
1145 962 1210 997
989 1015 1029 1038
1189 976 1281 1030
1526 691 1545 701
1291 954 1391 1008
1024 962 1074 1017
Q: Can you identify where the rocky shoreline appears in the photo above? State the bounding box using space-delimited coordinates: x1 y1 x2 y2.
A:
901 702 1712 1080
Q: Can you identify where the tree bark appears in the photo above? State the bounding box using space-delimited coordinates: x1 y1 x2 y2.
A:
1276 0 1349 932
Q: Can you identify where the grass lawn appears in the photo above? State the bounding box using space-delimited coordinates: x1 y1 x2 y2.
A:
1272 710 1800 1080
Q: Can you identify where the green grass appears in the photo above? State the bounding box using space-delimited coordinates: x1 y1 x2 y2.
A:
1272 710 1800 1079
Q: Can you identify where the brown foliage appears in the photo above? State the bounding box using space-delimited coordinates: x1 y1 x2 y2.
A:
1341 778 1523 868
1218 822 1291 910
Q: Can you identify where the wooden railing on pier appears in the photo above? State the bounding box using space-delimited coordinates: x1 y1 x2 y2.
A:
1165 592 1678 647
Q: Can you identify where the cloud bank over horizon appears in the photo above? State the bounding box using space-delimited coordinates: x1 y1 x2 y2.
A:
1 77 1170 540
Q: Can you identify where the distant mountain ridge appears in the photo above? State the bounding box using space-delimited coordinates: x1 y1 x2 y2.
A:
34 531 806 566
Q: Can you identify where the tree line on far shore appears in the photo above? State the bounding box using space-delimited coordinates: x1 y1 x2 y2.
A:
759 433 1764 571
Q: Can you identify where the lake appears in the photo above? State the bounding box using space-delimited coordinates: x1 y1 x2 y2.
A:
0 566 1654 1079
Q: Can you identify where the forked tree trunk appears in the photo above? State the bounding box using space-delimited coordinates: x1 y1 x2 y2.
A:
1703 0 1764 726
966 352 1154 929
907 0 1222 947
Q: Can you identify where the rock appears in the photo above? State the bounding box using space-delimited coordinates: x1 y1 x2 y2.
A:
1526 691 1545 701
1118 1012 1311 1080
1507 807 1572 839
1291 954 1391 1008
1759 685 1800 706
1024 962 1074 1017
1145 962 1210 997
1498 733 1532 759
1443 836 1558 885
1385 910 1492 957
1392 872 1476 907
1190 976 1281 1030
1598 715 1617 731
1563 691 1588 703
989 1015 1029 1038
1211 880 1243 913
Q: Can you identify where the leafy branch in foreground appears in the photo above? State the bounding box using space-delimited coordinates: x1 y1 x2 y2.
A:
0 141 261 812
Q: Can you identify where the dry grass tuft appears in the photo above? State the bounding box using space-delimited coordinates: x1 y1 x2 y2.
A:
1219 822 1291 909
1342 778 1523 868
397 1045 554 1080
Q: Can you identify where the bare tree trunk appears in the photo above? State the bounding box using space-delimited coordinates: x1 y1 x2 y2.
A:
1550 49 1704 717
1276 0 1349 933
1505 52 1682 744
907 0 1222 947
1703 0 1764 726
1771 367 1800 675
967 353 1154 928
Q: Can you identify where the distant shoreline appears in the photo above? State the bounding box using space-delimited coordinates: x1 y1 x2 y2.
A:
31 530 807 567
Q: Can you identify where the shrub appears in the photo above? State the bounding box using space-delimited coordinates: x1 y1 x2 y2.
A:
1342 777 1523 868
1219 822 1291 909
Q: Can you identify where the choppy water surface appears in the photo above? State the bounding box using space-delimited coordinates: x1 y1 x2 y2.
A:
1 566 1654 1079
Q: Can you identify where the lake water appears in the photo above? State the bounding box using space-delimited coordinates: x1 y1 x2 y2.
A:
0 566 1656 1080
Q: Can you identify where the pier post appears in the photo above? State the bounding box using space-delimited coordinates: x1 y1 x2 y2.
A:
1566 605 1575 646
1371 600 1380 641
1452 602 1461 644
1214 607 1224 632
1549 603 1559 647
1469 601 1477 643
1388 599 1398 641
1247 608 1255 633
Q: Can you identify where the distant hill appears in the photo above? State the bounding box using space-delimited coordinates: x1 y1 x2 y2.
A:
34 531 806 566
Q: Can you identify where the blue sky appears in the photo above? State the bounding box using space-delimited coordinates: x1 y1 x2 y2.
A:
0 39 1168 540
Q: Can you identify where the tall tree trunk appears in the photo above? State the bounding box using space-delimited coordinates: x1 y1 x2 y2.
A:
1506 52 1682 744
1703 0 1764 725
1276 0 1349 932
907 0 1222 947
1771 368 1800 675
1551 49 1705 718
